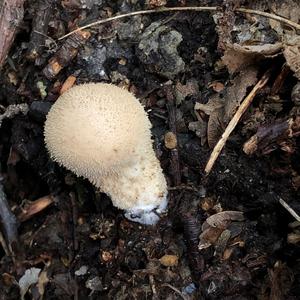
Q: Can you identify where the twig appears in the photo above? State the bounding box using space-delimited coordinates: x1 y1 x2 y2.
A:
0 182 20 257
17 195 54 222
205 69 271 175
149 274 159 300
69 192 78 252
0 0 25 68
243 117 300 155
58 6 300 41
165 85 181 186
162 283 189 300
236 7 300 31
279 197 300 222
43 30 90 79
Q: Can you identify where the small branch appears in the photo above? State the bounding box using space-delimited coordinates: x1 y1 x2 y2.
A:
165 85 181 186
279 197 300 222
17 195 54 222
149 274 159 300
0 182 20 257
58 6 300 41
237 7 300 31
0 0 25 68
69 192 78 252
43 30 90 79
243 117 300 155
205 69 271 175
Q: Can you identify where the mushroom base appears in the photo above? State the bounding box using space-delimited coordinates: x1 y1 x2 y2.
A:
95 149 168 225
124 194 168 225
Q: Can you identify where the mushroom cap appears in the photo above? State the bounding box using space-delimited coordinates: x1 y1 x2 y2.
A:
44 83 152 179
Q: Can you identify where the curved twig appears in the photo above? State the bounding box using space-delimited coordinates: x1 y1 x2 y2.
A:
58 6 300 41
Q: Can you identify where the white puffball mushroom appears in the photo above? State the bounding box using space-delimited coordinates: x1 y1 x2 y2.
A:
44 83 168 225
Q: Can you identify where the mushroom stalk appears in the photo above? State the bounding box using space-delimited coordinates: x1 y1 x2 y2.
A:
44 83 168 225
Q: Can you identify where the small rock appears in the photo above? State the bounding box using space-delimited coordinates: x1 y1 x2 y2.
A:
164 132 177 149
138 22 185 79
85 276 104 291
29 101 52 123
159 254 179 267
75 265 88 276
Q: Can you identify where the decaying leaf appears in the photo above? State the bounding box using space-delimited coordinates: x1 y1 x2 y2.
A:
175 79 199 104
269 0 300 34
206 211 244 228
283 35 300 80
198 211 245 253
195 67 257 147
19 267 41 300
243 117 300 155
222 43 282 74
199 226 224 249
188 119 207 146
215 229 231 257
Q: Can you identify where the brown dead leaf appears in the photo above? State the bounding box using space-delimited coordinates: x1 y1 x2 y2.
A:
195 67 257 147
206 211 244 229
222 43 282 74
224 67 258 122
209 81 225 92
18 195 54 222
199 211 245 252
283 35 300 80
188 119 207 146
215 229 231 257
199 226 224 249
175 79 199 104
272 0 300 21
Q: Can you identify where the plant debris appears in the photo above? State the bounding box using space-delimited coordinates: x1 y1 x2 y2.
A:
0 0 299 299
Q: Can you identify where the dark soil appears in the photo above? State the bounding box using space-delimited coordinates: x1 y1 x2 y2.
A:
0 1 299 299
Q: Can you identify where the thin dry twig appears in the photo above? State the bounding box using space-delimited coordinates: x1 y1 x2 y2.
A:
17 195 54 222
279 197 300 222
58 6 300 41
205 69 271 175
149 274 159 300
162 283 189 300
0 0 25 68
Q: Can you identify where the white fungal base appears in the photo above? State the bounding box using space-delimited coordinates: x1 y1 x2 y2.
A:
95 146 168 225
125 195 168 225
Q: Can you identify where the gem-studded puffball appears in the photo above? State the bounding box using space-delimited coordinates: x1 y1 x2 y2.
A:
44 83 167 225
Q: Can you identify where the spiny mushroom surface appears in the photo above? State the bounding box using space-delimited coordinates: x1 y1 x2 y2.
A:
44 83 168 225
